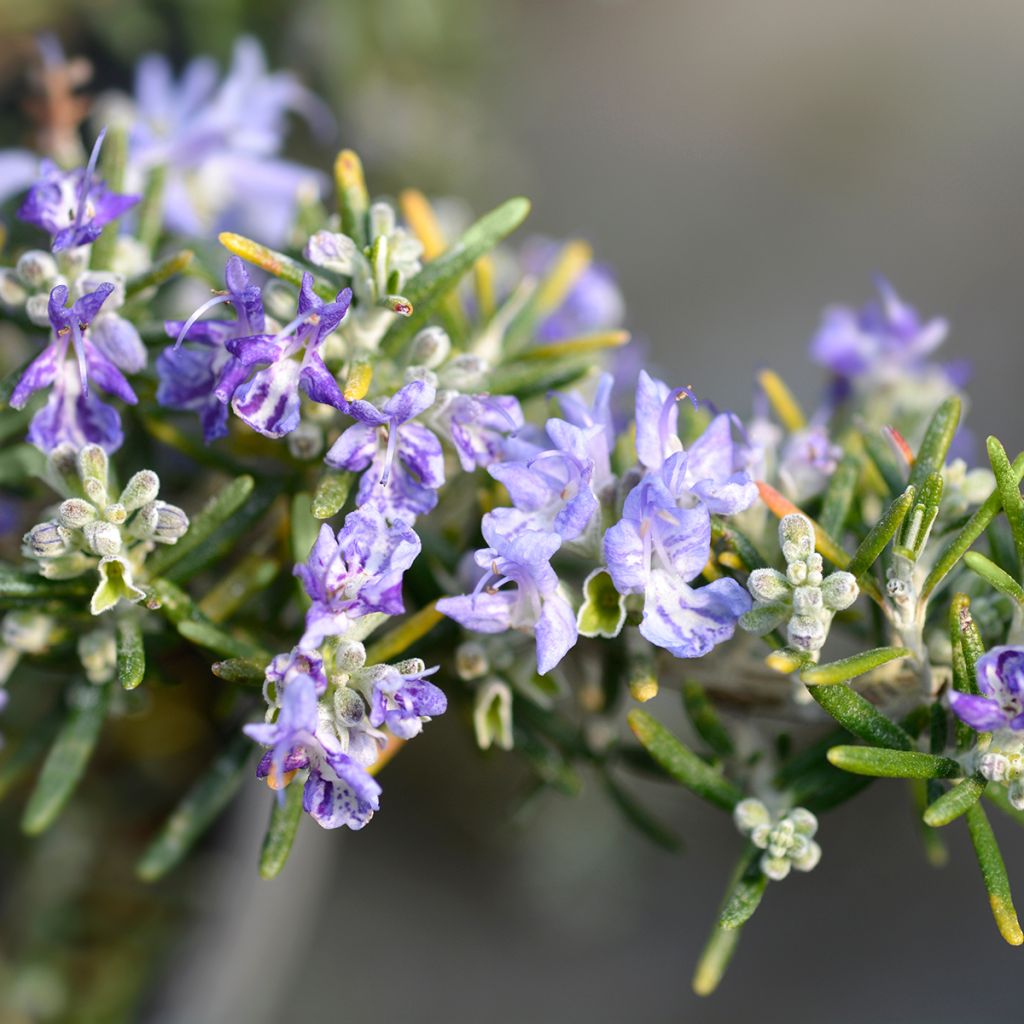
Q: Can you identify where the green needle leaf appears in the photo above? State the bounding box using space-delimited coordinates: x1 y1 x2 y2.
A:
800 646 910 686
964 551 1024 604
211 658 268 686
846 486 915 579
599 769 682 852
259 783 305 879
116 617 145 690
21 680 111 835
718 854 767 930
909 396 960 491
381 196 531 354
124 249 195 299
91 125 128 270
826 746 962 779
924 775 987 827
819 455 860 538
218 232 338 300
147 475 255 578
966 802 1024 945
921 451 1024 601
987 435 1024 570
809 684 913 750
136 733 254 882
311 471 355 520
627 709 741 810
682 680 734 759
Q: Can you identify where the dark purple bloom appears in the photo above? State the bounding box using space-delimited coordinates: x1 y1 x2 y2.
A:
10 283 137 452
157 257 265 442
325 379 445 523
368 663 447 740
227 273 351 438
18 131 139 251
295 507 421 648
437 508 577 675
809 277 948 378
950 646 1024 732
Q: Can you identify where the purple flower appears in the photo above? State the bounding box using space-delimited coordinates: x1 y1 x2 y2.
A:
488 418 601 542
248 676 384 831
123 37 332 243
10 284 137 452
604 475 751 658
368 663 447 740
18 131 138 251
556 372 615 484
446 394 524 471
949 646 1024 732
325 379 445 523
778 425 843 504
635 371 757 515
227 273 351 438
295 506 421 649
522 238 624 342
437 508 577 675
810 277 948 378
157 257 265 442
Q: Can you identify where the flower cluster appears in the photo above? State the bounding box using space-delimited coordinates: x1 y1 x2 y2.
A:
246 506 445 830
733 799 822 881
22 444 188 614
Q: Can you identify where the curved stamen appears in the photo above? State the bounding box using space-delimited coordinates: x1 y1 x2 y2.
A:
70 320 89 397
71 127 107 236
173 293 232 350
271 312 318 352
378 420 400 488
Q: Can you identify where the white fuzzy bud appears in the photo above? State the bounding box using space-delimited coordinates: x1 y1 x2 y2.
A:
24 521 72 559
83 521 123 557
58 498 97 529
119 470 160 512
409 327 451 369
17 250 58 288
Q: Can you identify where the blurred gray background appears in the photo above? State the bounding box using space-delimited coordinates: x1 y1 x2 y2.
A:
146 2 1024 1022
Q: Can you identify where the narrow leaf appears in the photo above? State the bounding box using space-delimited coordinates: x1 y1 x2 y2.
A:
846 486 915 579
211 657 268 686
964 551 1024 604
987 435 1024 569
147 475 254 577
693 848 758 996
809 683 913 750
91 124 128 269
819 454 859 538
757 369 805 431
921 451 1024 601
826 745 961 780
259 782 305 879
801 646 910 686
218 232 337 300
909 396 960 491
364 603 444 665
116 617 145 690
966 802 1024 945
600 769 681 852
335 149 369 247
124 249 195 299
683 680 734 758
136 732 254 881
924 775 987 827
627 709 741 810
381 197 531 354
311 471 355 519
21 680 111 835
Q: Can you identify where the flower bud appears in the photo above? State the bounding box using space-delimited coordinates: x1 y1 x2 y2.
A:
788 613 827 652
335 641 367 672
780 513 814 560
0 269 27 306
119 470 160 512
58 498 97 529
78 444 108 488
334 685 367 727
286 422 324 461
455 641 488 681
733 798 771 834
1 611 55 654
78 629 117 684
16 249 58 288
138 501 189 544
409 327 451 369
747 568 790 603
24 521 71 559
26 293 52 326
820 571 858 611
393 658 426 677
83 521 123 557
